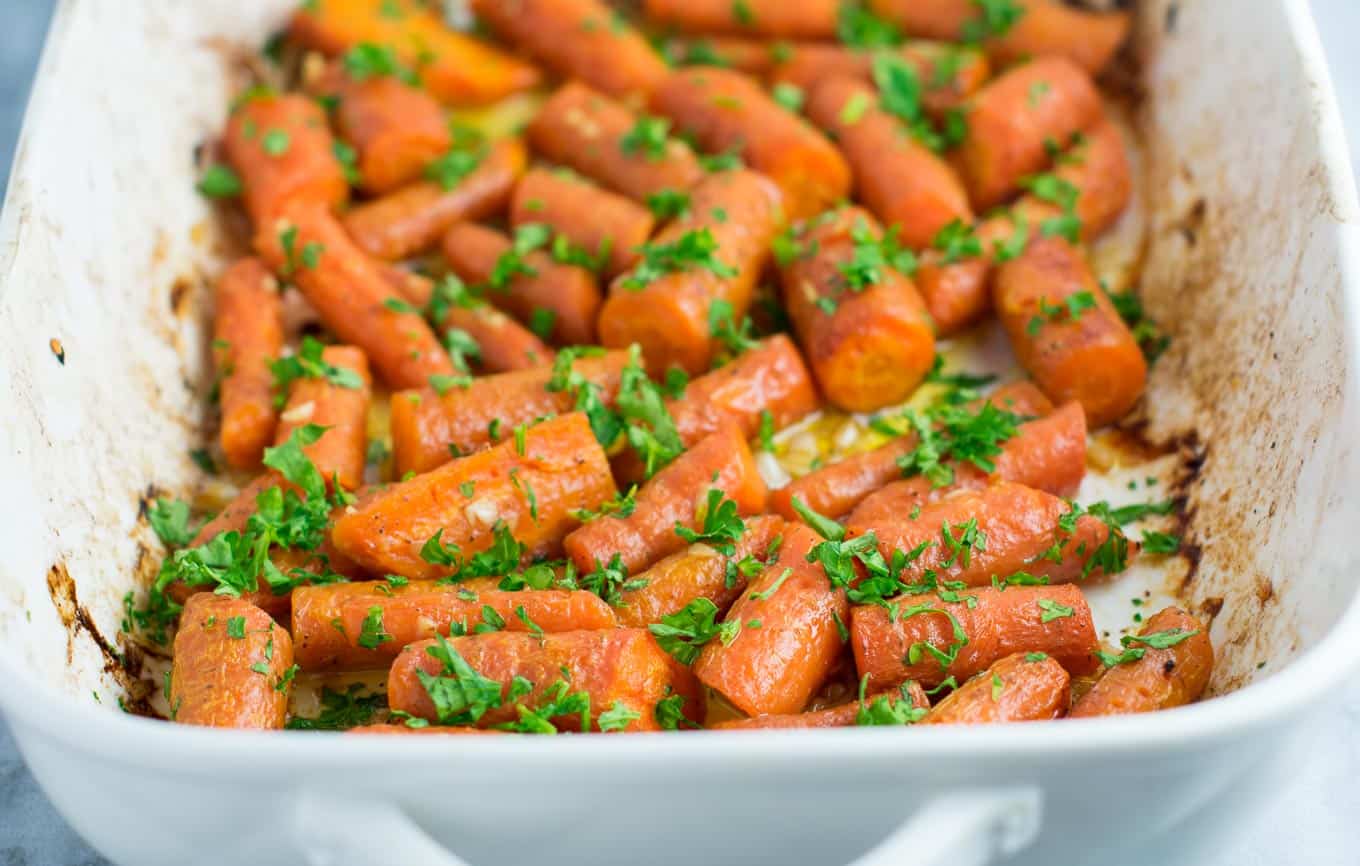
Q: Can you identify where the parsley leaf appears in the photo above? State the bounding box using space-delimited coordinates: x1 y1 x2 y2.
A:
675 488 747 555
416 634 504 726
598 700 641 732
621 229 736 291
148 498 196 547
285 684 386 731
270 336 364 407
649 597 730 664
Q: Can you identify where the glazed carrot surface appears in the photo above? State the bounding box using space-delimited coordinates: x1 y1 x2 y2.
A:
159 2 1213 737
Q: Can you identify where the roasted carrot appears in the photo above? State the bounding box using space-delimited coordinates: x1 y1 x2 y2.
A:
389 349 630 476
993 236 1146 427
956 57 1102 210
527 82 706 203
223 94 349 225
805 78 973 250
273 345 372 491
693 523 849 716
923 652 1071 725
169 594 292 729
254 201 453 389
387 629 691 731
773 42 990 118
331 413 617 580
650 66 848 219
598 169 784 376
769 380 1053 521
342 137 528 261
312 62 451 195
510 168 656 278
643 0 839 39
214 258 283 470
864 0 977 40
712 681 929 729
564 422 768 574
292 580 618 671
471 0 668 99
617 514 786 627
610 335 818 484
288 0 541 105
1041 118 1132 241
1070 607 1214 717
441 222 602 346
847 481 1129 587
658 36 779 76
382 268 555 374
777 206 936 412
843 398 1088 528
850 584 1099 691
347 724 499 735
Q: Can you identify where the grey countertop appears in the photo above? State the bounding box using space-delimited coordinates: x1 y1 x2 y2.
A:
2 1 1357 864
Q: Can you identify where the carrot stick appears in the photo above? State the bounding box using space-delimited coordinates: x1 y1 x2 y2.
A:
923 652 1071 725
215 258 283 470
847 480 1130 588
777 206 936 412
510 168 656 278
347 724 500 735
312 62 451 194
773 42 989 119
650 66 848 219
769 381 1053 521
273 345 372 492
471 0 668 99
564 422 767 575
850 584 1099 691
441 222 602 346
658 36 779 76
254 201 454 389
169 594 292 729
598 169 785 376
288 0 541 105
387 629 694 731
643 0 839 39
389 349 630 476
805 78 973 250
331 413 617 580
616 513 786 627
342 137 528 261
527 82 706 203
956 57 1103 210
223 94 350 225
713 681 929 729
693 523 849 716
1070 607 1214 717
993 236 1146 427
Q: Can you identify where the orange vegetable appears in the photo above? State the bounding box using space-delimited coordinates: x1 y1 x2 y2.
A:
389 349 630 476
617 513 786 627
254 201 454 389
956 56 1103 210
773 42 990 118
288 0 541 105
331 413 617 580
387 629 695 731
214 258 283 470
650 66 848 219
643 0 839 39
342 137 528 261
993 236 1147 427
273 345 372 491
658 36 779 77
693 523 849 716
805 78 973 250
169 594 292 729
347 724 499 735
223 94 349 225
441 222 602 346
527 82 706 202
564 421 768 575
777 206 936 412
1070 607 1214 717
769 381 1053 521
472 0 668 99
598 170 784 376
712 682 929 729
510 168 656 277
847 481 1130 588
850 584 1099 691
923 652 1071 725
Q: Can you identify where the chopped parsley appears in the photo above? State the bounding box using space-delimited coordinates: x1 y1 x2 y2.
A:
649 597 739 664
196 164 242 198
620 228 736 291
270 336 364 407
620 115 673 161
674 488 747 555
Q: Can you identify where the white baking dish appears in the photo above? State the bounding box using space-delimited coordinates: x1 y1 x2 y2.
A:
2 1 1359 864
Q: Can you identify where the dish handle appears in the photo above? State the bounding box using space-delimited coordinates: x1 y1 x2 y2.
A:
291 785 1042 866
